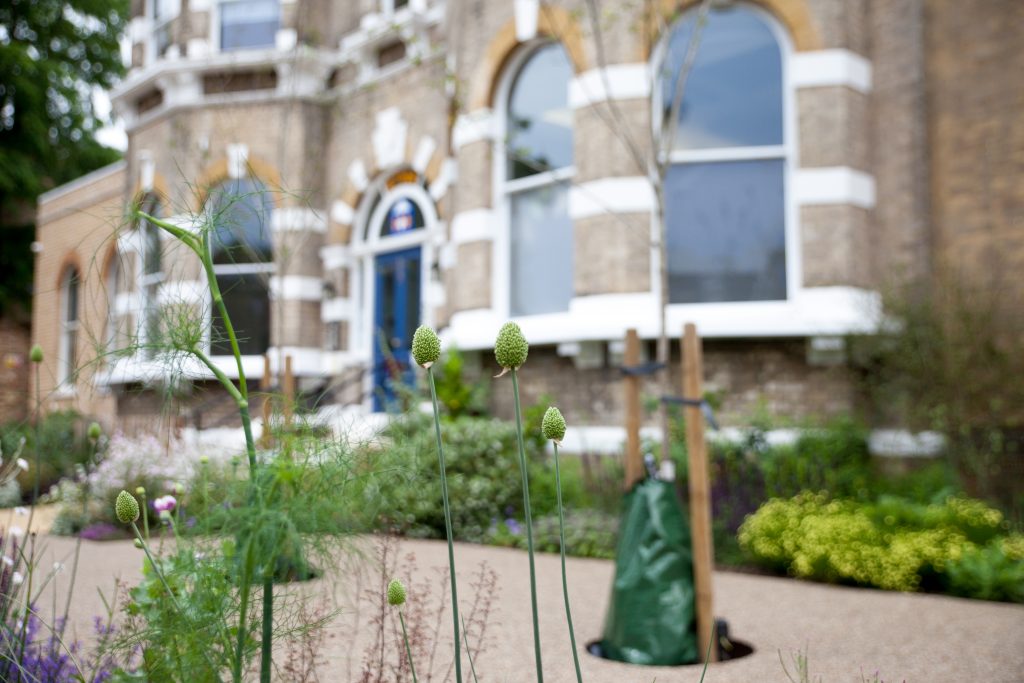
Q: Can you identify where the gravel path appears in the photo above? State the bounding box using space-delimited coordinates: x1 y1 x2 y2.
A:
30 534 1024 682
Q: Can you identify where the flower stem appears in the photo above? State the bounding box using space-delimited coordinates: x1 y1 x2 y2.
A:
554 442 583 683
399 610 419 683
130 522 182 613
511 369 543 683
261 577 273 683
426 366 463 683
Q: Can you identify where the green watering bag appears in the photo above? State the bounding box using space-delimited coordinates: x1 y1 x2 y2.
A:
598 477 698 665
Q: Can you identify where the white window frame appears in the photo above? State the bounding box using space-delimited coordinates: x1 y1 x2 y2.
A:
133 202 167 360
204 185 276 362
212 0 281 53
146 0 180 64
58 267 81 390
105 255 122 353
492 40 577 321
651 2 801 307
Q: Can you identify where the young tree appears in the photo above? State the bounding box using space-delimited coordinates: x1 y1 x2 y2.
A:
0 0 128 310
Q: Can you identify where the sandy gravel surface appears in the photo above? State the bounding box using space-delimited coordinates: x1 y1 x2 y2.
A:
28 535 1024 682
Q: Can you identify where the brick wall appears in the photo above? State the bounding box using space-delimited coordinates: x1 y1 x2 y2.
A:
0 315 30 423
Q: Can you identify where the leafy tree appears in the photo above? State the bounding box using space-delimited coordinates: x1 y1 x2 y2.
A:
0 0 129 311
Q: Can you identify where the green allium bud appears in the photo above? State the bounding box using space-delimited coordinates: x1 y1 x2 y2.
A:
135 486 146 496
133 538 144 549
29 345 43 364
411 325 441 368
115 490 140 524
87 422 102 443
199 455 209 465
386 579 406 606
542 406 567 443
494 322 528 370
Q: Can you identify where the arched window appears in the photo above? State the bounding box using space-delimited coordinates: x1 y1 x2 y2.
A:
660 5 788 303
105 254 122 352
501 42 574 317
59 266 81 386
138 195 164 358
206 178 273 356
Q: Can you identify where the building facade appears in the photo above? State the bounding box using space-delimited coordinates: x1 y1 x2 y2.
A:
30 0 1023 432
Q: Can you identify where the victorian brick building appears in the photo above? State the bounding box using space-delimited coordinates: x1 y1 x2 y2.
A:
29 0 1023 434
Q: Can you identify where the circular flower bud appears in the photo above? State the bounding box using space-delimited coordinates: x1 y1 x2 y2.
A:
494 322 528 370
29 345 43 364
411 325 441 368
541 407 567 443
115 490 140 524
199 455 209 465
87 422 102 443
135 486 146 496
386 579 406 606
133 538 144 549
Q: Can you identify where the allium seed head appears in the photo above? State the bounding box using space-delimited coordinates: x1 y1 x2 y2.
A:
115 490 140 524
87 422 102 443
387 579 406 606
135 486 146 496
541 406 567 443
494 322 528 370
29 345 43 364
411 325 441 368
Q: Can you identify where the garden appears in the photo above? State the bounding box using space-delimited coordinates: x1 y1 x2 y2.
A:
1 202 1022 682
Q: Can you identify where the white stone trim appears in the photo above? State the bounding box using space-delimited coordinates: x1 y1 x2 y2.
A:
450 208 494 244
372 107 408 170
794 167 876 209
227 144 248 179
320 244 353 270
115 292 141 315
348 159 369 192
790 49 872 93
568 64 652 108
412 135 437 174
267 347 326 376
443 287 882 349
568 176 654 220
139 152 155 192
321 297 353 322
275 28 297 51
270 207 327 233
452 108 496 150
514 0 540 41
429 157 457 201
331 200 355 226
38 161 126 205
158 280 206 305
269 275 323 301
869 430 945 458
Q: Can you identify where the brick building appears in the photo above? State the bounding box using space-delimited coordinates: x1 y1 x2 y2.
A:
30 0 1023 433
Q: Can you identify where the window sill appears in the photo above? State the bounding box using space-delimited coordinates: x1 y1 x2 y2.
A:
442 286 882 349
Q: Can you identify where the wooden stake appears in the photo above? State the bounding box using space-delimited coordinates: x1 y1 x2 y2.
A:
260 353 272 448
623 328 644 491
682 323 716 663
283 354 295 428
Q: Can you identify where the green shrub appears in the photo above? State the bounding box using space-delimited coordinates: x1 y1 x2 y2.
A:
432 347 488 419
739 492 1021 601
1 410 92 502
945 536 1024 602
368 413 544 541
486 510 618 559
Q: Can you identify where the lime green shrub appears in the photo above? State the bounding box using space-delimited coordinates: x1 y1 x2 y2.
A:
739 492 1023 600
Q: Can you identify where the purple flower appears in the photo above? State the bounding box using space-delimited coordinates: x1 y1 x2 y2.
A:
505 518 522 536
153 495 177 514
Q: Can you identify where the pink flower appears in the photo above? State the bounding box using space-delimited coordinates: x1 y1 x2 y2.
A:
153 495 177 514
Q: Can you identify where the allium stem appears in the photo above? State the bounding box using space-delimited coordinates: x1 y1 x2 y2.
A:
554 442 583 683
399 610 418 683
511 369 543 683
426 367 463 683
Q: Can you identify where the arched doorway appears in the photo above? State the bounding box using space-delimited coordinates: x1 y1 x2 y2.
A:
355 177 436 411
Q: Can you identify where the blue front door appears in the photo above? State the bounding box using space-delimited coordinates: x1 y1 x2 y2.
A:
372 247 422 411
